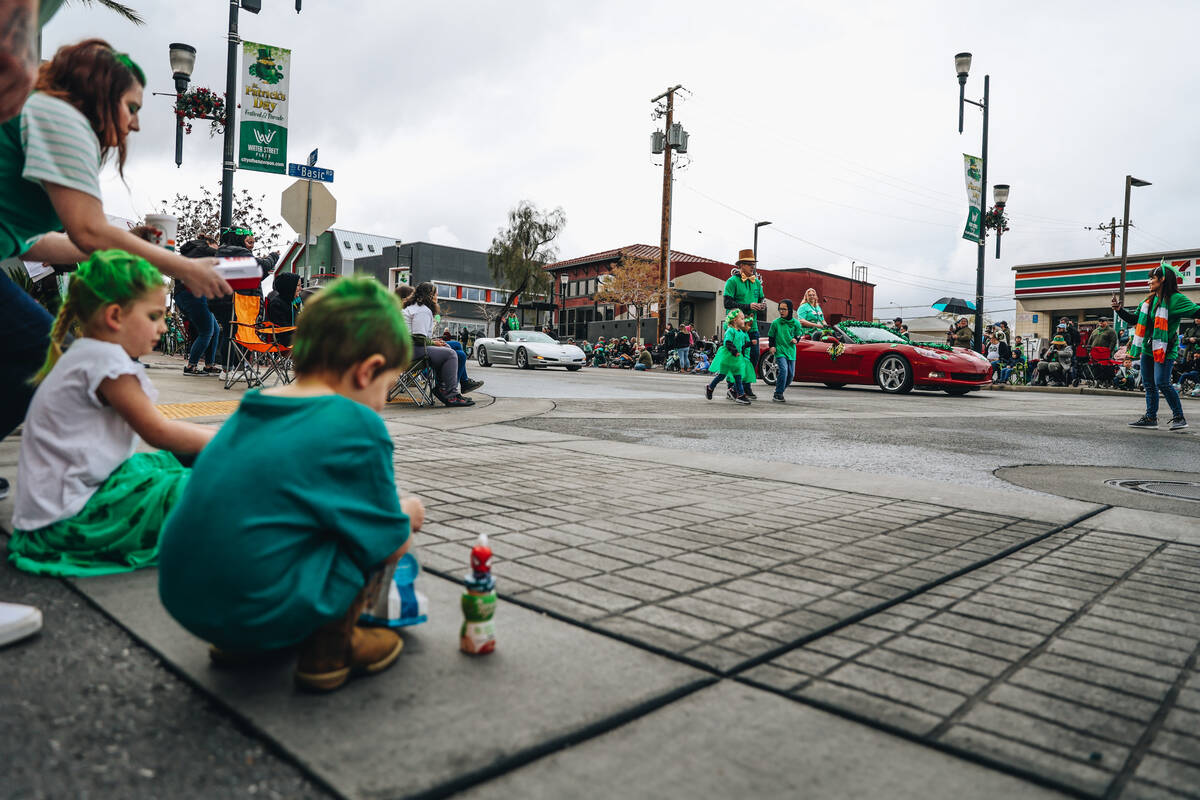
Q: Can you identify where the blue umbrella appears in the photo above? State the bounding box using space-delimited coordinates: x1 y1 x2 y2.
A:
931 297 976 315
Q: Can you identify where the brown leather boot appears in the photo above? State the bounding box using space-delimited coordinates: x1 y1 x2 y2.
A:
295 624 403 692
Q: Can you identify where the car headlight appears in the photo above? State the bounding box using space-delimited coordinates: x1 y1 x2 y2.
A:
928 370 946 378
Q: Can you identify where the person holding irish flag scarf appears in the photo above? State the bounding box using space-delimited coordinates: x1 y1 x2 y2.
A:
1112 261 1200 430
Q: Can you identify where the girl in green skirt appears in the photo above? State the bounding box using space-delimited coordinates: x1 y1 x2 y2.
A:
706 309 757 404
9 251 215 577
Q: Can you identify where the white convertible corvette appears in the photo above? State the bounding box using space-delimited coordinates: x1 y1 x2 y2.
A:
473 330 586 370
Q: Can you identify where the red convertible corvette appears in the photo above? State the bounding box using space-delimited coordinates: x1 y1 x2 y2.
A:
757 321 992 395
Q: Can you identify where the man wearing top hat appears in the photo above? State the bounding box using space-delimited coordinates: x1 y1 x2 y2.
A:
723 249 767 399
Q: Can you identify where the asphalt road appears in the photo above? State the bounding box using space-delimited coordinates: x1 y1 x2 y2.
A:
0 546 332 800
478 363 1200 493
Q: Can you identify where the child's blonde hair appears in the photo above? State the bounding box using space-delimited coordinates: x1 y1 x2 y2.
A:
32 249 163 384
291 277 411 377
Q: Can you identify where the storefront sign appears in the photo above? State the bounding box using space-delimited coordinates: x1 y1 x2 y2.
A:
238 41 290 174
962 154 983 244
1014 258 1196 298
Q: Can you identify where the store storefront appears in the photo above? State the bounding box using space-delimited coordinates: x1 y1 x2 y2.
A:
1013 249 1200 340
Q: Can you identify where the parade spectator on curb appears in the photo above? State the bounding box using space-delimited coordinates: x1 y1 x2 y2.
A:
996 320 1011 345
952 317 973 348
0 39 228 446
159 277 423 692
265 271 301 346
768 299 803 402
987 334 1011 382
1035 335 1071 385
634 344 653 371
898 323 910 340
1114 355 1140 391
175 238 222 376
441 326 482 394
9 251 214 576
890 317 904 336
1114 262 1200 429
1088 317 1118 355
796 288 825 337
723 249 765 399
402 282 473 407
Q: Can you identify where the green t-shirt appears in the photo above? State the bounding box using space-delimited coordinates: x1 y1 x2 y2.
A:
796 302 825 329
158 391 410 652
767 316 804 359
0 93 103 259
722 274 765 332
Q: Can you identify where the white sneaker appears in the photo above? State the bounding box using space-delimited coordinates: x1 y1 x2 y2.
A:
0 602 43 646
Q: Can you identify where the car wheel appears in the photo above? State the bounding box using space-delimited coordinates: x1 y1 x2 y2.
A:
477 346 490 367
566 365 581 371
824 382 847 389
516 348 531 369
759 357 777 386
875 354 913 394
944 387 972 396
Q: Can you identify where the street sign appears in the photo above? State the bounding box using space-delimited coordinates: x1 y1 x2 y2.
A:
307 147 318 166
282 179 336 238
287 163 333 182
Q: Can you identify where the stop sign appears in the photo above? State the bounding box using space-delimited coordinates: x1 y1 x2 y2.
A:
281 179 336 241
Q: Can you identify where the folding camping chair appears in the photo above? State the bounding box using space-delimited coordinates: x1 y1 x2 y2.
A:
387 356 436 406
224 293 296 389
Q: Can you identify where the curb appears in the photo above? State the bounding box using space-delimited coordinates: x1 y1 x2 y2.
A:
982 383 1200 400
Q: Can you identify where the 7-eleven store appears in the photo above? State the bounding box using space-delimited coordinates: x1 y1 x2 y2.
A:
1013 249 1200 340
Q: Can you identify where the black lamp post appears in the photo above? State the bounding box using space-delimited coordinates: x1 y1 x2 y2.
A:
559 272 569 338
955 51 1007 352
753 220 771 260
1118 175 1152 305
168 43 196 168
992 184 1010 258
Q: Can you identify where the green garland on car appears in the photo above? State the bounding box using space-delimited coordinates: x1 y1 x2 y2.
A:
834 320 955 352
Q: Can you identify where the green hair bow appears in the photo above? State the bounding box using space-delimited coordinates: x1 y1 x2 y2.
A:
725 308 743 323
1154 259 1185 282
112 51 146 86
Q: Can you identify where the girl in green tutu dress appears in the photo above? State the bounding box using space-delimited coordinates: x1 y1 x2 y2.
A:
10 251 215 577
705 309 757 404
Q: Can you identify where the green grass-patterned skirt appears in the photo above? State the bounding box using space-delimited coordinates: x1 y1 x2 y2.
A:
8 451 189 578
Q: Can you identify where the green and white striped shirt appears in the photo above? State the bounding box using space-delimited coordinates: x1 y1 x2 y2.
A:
0 92 102 258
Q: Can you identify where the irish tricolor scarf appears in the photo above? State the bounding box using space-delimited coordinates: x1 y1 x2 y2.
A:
1129 296 1169 363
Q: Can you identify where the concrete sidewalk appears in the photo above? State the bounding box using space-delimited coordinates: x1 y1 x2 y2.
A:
3 354 1198 799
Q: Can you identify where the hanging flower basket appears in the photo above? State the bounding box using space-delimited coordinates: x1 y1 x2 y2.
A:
983 206 1010 233
175 88 226 136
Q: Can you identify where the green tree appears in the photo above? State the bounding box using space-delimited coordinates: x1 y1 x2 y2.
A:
486 201 566 335
155 186 285 254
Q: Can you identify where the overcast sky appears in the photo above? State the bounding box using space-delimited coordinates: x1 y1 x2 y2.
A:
43 0 1200 320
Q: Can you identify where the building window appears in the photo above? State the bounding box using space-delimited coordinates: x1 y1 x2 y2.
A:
343 240 351 249
463 287 485 302
491 291 506 304
355 242 363 251
436 284 454 299
367 244 376 253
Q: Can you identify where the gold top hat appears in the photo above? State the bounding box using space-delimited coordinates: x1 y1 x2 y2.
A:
736 248 757 264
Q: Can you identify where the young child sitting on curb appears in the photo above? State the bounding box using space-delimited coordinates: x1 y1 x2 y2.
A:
158 278 424 692
10 251 214 577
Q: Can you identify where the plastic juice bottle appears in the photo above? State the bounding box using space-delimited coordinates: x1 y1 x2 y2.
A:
460 534 496 654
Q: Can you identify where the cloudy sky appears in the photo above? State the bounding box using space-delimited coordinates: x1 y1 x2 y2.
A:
44 0 1200 320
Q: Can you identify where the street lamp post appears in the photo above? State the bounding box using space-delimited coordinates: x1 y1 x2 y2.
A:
1118 175 1152 305
168 43 196 169
753 220 772 260
992 184 1010 258
955 52 1001 352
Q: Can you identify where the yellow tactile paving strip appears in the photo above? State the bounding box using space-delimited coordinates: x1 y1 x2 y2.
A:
156 400 241 419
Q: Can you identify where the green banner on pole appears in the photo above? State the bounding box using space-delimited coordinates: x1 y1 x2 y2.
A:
962 153 983 244
238 41 290 174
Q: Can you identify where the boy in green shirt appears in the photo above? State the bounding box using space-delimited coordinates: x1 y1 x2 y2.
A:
767 300 804 402
722 249 766 398
159 278 424 692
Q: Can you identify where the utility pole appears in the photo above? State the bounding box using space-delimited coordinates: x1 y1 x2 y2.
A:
652 84 682 341
1089 217 1120 256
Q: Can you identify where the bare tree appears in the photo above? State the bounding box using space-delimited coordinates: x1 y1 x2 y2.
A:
155 186 285 254
475 301 499 334
594 252 677 343
487 200 566 335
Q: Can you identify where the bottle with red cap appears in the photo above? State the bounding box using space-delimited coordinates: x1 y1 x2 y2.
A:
460 534 496 654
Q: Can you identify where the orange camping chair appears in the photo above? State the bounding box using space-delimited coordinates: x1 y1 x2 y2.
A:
224 293 296 389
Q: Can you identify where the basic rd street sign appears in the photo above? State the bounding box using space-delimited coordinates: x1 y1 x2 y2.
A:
281 179 336 239
287 163 333 182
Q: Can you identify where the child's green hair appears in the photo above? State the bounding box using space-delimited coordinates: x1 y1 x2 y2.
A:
291 277 412 377
32 249 163 384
